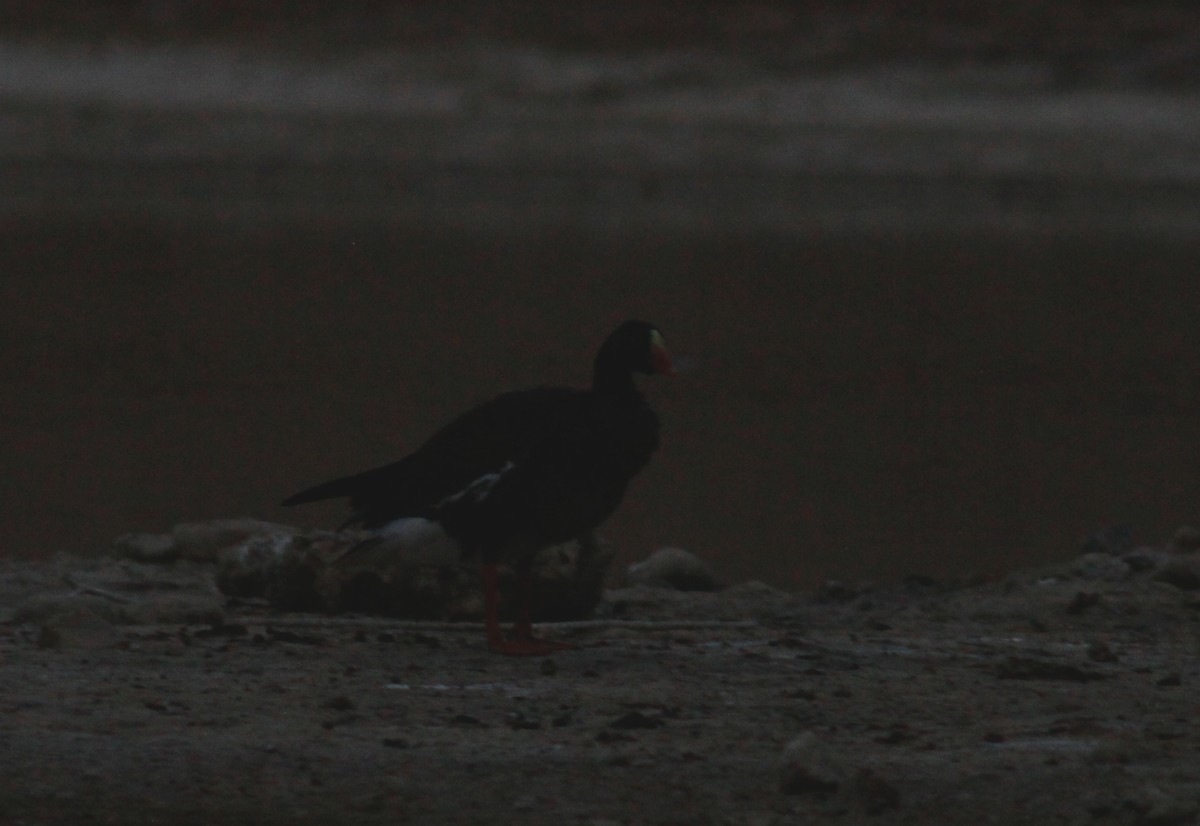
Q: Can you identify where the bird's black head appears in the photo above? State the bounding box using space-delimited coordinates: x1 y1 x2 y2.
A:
593 320 675 391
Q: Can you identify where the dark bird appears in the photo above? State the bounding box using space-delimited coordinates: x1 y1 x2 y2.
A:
282 320 674 655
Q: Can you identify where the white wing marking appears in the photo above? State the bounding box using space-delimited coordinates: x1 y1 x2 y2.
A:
437 460 516 509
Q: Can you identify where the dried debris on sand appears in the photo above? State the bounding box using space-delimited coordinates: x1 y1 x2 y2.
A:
2 523 1200 825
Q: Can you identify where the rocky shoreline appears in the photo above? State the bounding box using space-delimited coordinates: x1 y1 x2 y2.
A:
3 522 1200 824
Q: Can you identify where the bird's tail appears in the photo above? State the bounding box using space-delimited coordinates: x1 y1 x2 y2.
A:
281 473 361 507
281 459 408 508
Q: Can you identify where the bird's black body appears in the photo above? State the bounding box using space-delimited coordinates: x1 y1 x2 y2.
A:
283 383 659 567
282 321 673 646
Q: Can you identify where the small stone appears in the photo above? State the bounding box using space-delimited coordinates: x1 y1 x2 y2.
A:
1122 552 1157 573
725 579 790 601
131 593 225 626
36 607 122 650
194 622 248 639
779 732 843 795
1071 553 1133 582
608 710 664 730
848 768 901 814
1088 740 1134 765
320 715 356 731
995 656 1105 682
814 580 858 602
112 532 178 563
15 593 129 625
624 547 719 591
1129 784 1200 825
506 711 541 730
1066 591 1101 614
448 714 487 728
1080 524 1134 555
873 727 915 745
1152 559 1200 591
1168 526 1200 554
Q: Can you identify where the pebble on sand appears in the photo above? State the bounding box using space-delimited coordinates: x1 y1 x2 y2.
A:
1151 556 1200 591
779 732 844 796
1168 525 1200 554
624 547 719 592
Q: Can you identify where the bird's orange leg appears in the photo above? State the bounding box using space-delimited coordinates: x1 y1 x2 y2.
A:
512 572 535 640
479 564 571 656
481 563 508 651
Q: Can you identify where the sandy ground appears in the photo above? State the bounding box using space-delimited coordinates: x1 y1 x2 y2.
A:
3 530 1200 825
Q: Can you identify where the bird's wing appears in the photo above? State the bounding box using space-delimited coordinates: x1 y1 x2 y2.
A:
284 387 590 530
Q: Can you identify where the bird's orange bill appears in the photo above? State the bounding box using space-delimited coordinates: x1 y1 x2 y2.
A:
650 335 676 376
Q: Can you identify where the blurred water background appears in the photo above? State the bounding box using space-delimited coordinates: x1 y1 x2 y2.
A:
3 2 1198 587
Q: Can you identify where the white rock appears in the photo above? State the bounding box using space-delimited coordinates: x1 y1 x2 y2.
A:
366 517 461 565
625 547 718 591
172 518 294 562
